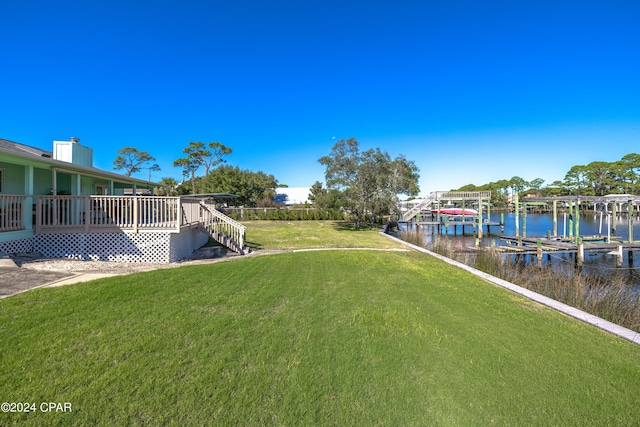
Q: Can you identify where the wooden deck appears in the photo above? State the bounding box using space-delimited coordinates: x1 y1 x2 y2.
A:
0 194 246 254
495 235 639 256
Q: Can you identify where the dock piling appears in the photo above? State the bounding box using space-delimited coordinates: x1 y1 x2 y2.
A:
552 200 558 236
617 245 623 268
628 200 633 243
577 239 584 267
574 199 580 243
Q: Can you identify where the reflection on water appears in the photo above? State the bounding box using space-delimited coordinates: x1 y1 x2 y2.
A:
402 213 640 287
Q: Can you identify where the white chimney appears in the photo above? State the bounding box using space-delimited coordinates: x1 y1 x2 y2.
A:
53 137 93 167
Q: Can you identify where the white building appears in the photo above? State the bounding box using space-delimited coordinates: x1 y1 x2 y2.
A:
275 187 312 206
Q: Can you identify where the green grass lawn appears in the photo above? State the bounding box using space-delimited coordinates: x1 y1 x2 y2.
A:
243 220 407 250
1 222 640 425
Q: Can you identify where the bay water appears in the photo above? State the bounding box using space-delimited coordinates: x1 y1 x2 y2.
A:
404 212 640 286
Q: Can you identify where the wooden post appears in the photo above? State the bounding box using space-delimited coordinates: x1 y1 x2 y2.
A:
514 193 520 237
628 199 633 243
577 238 584 267
175 197 182 232
616 244 623 268
552 200 558 236
536 238 542 267
599 210 603 235
612 202 617 235
523 201 527 238
500 213 505 233
477 196 483 239
574 198 580 244
84 197 90 232
568 201 574 238
461 199 466 221
133 196 139 233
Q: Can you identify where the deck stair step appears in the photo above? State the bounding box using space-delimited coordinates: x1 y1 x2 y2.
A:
195 246 224 259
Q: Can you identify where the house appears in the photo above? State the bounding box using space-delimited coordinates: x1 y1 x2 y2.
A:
0 137 245 262
274 187 312 206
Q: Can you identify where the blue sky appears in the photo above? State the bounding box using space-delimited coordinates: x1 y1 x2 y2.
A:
2 0 639 196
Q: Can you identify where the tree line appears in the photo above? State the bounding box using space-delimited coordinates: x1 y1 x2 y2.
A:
112 142 277 206
454 153 640 206
112 138 422 229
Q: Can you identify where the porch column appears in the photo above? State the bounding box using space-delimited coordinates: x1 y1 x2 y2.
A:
109 180 114 195
52 168 58 195
73 174 81 195
23 166 34 230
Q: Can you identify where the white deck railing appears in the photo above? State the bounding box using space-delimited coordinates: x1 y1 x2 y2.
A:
1 195 246 255
0 194 27 232
34 196 185 233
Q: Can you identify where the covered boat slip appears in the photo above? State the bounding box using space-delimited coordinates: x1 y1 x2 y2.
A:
402 191 499 237
401 192 640 268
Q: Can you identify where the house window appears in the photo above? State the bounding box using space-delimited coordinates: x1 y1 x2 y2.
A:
96 184 108 195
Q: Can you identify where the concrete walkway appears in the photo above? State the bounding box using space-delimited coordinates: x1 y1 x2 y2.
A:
0 254 123 298
0 249 250 298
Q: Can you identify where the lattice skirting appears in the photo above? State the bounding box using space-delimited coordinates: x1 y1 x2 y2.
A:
28 230 209 263
0 238 34 255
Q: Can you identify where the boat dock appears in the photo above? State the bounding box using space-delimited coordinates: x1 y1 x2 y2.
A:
412 217 504 235
488 235 638 267
401 191 640 268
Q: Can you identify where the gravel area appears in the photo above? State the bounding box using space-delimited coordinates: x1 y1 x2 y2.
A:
10 252 226 274
9 249 278 274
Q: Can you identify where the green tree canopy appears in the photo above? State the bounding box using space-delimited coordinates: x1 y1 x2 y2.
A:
173 141 232 193
309 181 345 211
454 153 640 198
173 157 200 194
113 147 160 178
199 165 277 206
318 137 420 228
155 177 179 196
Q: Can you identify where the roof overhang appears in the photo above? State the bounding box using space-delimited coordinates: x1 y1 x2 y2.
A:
182 193 240 199
0 146 156 186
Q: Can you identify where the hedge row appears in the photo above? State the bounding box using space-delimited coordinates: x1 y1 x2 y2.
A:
223 208 349 221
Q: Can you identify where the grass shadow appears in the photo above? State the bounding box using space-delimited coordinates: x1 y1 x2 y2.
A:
331 221 382 232
244 239 264 250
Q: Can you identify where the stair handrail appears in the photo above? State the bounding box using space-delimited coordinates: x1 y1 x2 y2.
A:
199 202 247 254
402 192 437 221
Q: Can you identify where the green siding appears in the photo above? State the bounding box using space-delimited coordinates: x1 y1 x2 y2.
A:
33 168 52 195
0 162 25 194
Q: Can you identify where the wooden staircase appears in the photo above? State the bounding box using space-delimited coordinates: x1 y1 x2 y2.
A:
402 191 492 222
199 202 247 254
402 192 438 222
